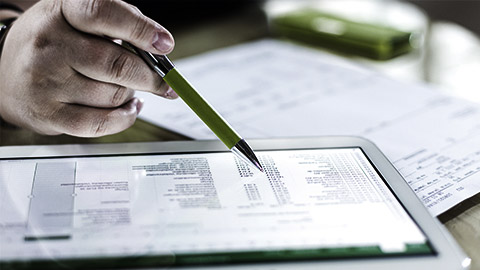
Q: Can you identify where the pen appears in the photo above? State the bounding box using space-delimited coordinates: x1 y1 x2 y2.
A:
125 42 264 172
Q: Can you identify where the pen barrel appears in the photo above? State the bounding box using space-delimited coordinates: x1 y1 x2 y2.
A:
163 68 242 149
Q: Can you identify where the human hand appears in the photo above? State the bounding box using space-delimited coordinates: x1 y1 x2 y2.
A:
0 0 177 136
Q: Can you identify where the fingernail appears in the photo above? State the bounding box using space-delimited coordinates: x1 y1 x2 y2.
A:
136 98 144 115
164 87 178 99
153 31 174 53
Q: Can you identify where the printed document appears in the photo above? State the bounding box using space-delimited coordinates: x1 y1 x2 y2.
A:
137 39 480 216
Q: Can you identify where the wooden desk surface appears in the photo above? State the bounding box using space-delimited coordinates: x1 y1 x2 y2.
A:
0 5 478 269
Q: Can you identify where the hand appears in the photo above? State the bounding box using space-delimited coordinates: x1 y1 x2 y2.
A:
0 0 177 136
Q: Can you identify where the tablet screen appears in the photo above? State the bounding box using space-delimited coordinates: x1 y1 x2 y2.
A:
0 147 433 267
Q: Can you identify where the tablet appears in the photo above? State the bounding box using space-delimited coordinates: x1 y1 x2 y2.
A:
0 137 470 270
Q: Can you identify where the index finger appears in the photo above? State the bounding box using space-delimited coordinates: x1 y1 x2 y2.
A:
61 0 174 54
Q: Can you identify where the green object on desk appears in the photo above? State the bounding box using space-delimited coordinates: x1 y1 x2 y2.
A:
163 68 241 149
272 9 414 60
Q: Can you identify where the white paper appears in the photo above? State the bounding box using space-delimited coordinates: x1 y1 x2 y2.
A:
0 149 428 260
137 39 480 216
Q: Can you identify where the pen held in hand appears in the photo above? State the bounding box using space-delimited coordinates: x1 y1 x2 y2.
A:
124 42 264 172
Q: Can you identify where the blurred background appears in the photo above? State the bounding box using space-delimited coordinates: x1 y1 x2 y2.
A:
407 0 480 35
130 0 480 104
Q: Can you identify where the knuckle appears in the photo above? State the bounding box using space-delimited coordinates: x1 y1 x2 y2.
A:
48 104 114 137
109 52 136 82
110 86 131 107
91 115 110 137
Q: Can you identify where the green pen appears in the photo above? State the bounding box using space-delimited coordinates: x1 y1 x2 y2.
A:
125 42 264 172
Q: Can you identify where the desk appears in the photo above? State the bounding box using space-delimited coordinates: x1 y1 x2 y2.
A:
0 3 479 269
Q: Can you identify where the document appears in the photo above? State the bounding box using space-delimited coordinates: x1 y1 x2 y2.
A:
0 148 430 262
136 39 480 216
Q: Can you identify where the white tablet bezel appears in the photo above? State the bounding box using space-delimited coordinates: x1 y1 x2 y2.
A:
0 136 470 270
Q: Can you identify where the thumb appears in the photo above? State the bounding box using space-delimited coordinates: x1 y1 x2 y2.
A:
61 0 174 54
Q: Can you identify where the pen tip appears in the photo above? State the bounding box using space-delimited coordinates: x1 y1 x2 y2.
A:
255 162 264 173
231 139 264 173
247 153 264 173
